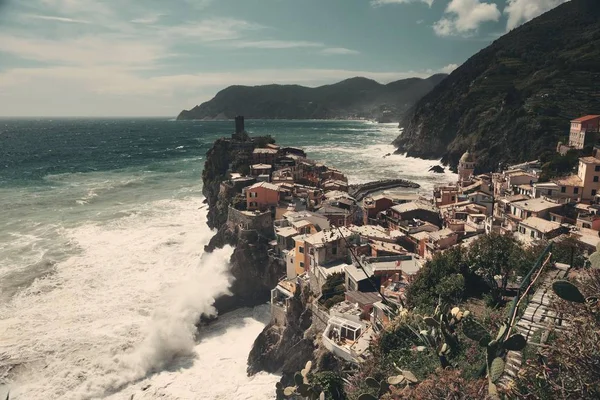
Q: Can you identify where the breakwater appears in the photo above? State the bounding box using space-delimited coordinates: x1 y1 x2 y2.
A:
349 178 420 201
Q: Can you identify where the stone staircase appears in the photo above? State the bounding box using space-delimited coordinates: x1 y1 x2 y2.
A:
497 265 569 390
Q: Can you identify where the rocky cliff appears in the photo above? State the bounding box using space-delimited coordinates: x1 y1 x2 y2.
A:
394 0 600 172
247 285 316 383
178 75 447 122
202 134 284 313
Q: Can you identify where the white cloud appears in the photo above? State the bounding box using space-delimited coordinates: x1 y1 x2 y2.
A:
433 0 500 36
0 35 165 67
504 0 569 31
0 65 457 116
22 14 91 23
440 63 459 73
223 40 324 49
320 47 360 55
371 0 434 6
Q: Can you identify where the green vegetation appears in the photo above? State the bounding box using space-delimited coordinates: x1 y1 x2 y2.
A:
320 272 346 309
394 0 600 172
177 75 447 121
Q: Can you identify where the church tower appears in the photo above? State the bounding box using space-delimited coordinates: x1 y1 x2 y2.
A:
458 150 475 185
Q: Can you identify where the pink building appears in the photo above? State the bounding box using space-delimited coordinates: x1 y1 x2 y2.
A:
246 182 280 211
569 115 600 149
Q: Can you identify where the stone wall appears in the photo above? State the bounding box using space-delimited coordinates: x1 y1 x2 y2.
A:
226 206 273 233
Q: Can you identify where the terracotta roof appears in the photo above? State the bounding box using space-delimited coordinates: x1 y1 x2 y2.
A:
579 157 600 165
571 115 600 122
553 175 583 186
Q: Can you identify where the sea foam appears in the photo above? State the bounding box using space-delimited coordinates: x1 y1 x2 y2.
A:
0 196 277 399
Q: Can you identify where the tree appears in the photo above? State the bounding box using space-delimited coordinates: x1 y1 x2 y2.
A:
405 246 478 310
467 233 526 305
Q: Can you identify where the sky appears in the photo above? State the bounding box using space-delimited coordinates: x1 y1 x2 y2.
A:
0 0 568 117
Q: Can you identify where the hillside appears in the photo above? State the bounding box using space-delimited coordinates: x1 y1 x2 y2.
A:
177 74 447 121
393 0 600 172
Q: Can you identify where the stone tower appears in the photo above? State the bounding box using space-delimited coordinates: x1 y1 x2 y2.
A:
458 150 475 185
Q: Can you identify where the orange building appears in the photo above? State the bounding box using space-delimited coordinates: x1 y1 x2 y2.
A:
569 115 600 149
246 182 280 211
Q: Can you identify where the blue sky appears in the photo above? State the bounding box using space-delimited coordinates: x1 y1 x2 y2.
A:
0 0 567 117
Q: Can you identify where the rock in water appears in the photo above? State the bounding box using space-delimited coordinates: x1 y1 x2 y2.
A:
429 165 445 174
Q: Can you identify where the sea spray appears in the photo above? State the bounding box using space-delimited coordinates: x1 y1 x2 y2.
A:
75 245 235 399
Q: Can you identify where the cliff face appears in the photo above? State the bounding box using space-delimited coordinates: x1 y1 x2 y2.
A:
247 285 316 383
202 134 285 313
177 75 447 122
207 224 283 314
394 0 600 172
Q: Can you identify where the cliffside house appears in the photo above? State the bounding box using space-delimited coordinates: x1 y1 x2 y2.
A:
246 181 280 211
568 115 600 150
270 279 296 326
250 163 272 177
252 147 279 165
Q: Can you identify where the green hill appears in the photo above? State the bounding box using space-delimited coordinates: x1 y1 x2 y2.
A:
393 0 600 172
176 74 447 121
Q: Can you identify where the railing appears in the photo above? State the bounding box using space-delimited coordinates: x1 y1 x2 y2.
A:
506 243 553 321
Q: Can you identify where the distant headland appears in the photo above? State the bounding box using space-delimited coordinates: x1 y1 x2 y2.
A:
176 74 447 122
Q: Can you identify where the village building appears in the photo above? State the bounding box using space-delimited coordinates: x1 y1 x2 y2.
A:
363 194 395 225
385 201 441 230
567 115 600 150
250 163 272 177
252 147 279 165
551 155 600 202
516 217 565 244
245 181 280 211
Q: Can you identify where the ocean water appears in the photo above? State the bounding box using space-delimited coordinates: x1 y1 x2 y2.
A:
0 119 455 399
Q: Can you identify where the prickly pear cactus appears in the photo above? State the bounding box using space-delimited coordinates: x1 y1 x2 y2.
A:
552 280 586 303
489 357 505 383
462 317 491 345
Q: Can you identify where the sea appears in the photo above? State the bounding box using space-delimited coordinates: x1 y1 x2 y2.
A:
0 119 456 400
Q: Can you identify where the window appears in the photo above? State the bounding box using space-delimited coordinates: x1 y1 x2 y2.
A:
332 247 337 255
595 176 599 182
451 196 455 201
530 231 535 238
574 187 579 194
300 262 304 268
595 166 600 172
299 246 304 254
250 201 257 207
593 190 598 197
548 190 553 196
584 223 592 229
561 186 566 193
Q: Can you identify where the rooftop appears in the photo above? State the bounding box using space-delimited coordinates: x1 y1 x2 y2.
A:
345 291 382 307
276 226 299 238
253 148 279 154
520 217 562 233
572 115 600 123
552 174 583 186
579 157 600 165
499 194 530 204
391 201 438 214
248 181 280 191
512 197 561 212
349 225 392 240
304 227 355 247
251 163 272 169
427 228 456 241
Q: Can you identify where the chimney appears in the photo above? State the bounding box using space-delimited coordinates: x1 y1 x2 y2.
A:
235 116 245 134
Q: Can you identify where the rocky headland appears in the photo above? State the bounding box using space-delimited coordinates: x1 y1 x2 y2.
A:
394 0 600 172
